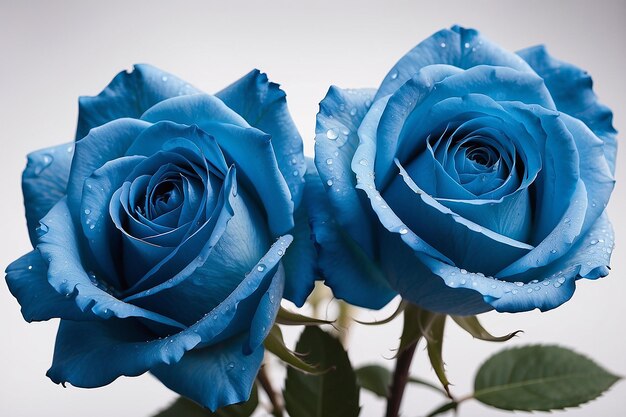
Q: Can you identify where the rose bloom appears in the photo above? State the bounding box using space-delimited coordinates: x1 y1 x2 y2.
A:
308 26 616 315
6 64 314 410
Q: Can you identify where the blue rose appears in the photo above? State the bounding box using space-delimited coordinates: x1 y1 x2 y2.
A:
5 64 314 409
310 26 617 315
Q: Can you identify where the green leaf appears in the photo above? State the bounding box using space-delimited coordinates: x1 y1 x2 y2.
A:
474 345 621 411
275 306 335 326
153 385 258 417
424 401 458 417
356 364 448 398
284 327 360 417
355 300 407 326
356 364 391 398
425 315 451 397
264 325 327 375
451 315 522 342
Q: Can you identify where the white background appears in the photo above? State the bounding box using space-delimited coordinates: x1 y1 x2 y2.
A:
1 1 624 416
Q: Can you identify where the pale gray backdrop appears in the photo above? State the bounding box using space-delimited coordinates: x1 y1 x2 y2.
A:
1 1 624 416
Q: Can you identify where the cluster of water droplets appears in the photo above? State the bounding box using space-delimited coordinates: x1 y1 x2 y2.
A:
160 74 195 97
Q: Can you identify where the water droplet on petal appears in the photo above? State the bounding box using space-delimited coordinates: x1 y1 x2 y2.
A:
34 154 53 175
257 264 266 272
84 209 91 215
460 269 468 274
326 158 333 165
350 108 357 116
161 75 168 82
227 362 235 371
326 129 338 140
440 42 447 48
399 227 408 235
326 179 333 186
590 239 598 245
390 71 398 80
464 42 470 48
359 159 368 166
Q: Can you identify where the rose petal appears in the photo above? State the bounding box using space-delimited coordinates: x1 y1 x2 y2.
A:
22 142 74 245
76 64 199 140
217 69 307 207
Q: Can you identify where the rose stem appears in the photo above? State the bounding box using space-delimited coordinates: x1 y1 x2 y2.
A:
385 339 418 417
257 365 283 416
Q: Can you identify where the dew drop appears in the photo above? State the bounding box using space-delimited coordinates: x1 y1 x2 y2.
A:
326 158 333 165
350 108 357 116
440 42 446 48
590 239 599 245
550 249 557 254
460 269 468 274
557 276 566 284
227 362 235 371
464 42 470 49
84 209 91 215
341 127 350 135
326 129 338 140
257 264 266 272
34 154 53 175
27 265 33 270
564 217 571 224
326 179 333 186
511 289 519 295
292 169 299 176
359 159 368 166
390 71 398 80
399 227 408 235
514 281 524 287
